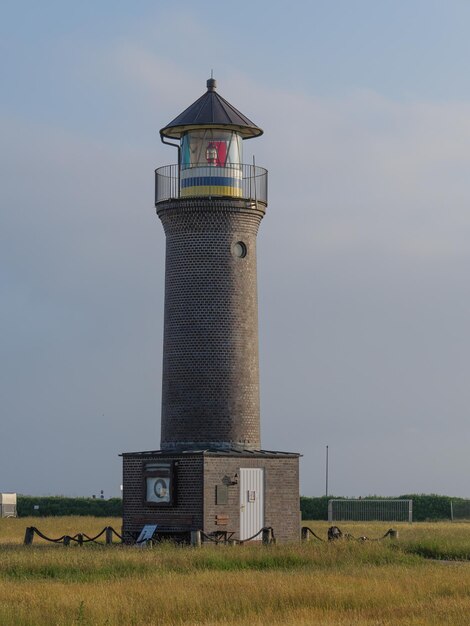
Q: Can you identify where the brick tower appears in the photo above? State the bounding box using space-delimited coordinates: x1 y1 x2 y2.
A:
122 79 300 543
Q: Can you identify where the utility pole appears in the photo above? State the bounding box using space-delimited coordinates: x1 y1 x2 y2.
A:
325 445 329 497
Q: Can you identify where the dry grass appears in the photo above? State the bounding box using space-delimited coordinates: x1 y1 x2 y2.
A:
303 520 470 560
0 517 469 625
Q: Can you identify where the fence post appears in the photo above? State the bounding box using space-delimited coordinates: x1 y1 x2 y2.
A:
63 535 71 547
106 527 114 545
328 499 333 523
450 500 454 522
262 527 273 545
24 527 34 545
301 527 310 542
408 500 413 524
190 530 201 547
389 529 399 540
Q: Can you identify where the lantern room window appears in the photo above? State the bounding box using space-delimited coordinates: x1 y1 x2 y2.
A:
181 130 242 169
180 129 244 198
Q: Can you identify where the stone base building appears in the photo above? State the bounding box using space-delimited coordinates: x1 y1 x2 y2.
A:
122 450 300 543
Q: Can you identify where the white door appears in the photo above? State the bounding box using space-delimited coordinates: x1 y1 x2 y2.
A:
239 468 264 541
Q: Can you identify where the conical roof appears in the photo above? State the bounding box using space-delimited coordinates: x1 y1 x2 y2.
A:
160 78 263 140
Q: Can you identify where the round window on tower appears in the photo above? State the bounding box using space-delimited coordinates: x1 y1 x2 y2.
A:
232 241 247 258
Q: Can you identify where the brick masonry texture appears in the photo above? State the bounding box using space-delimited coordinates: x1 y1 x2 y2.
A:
203 454 300 543
122 451 300 543
122 453 204 538
121 189 301 543
157 198 265 450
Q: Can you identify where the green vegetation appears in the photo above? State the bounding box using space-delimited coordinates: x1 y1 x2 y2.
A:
399 493 457 521
14 493 466 520
17 496 122 517
300 495 330 520
301 494 468 521
1 518 470 625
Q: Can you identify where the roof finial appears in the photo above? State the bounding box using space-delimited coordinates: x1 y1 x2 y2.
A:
207 72 217 91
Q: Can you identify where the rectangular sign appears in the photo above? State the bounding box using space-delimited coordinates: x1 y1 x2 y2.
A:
136 524 158 545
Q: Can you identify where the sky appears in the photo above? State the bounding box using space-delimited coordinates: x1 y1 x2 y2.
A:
2 0 470 498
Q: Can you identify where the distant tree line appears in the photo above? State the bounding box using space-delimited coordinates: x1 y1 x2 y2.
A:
301 494 468 521
17 496 122 517
15 494 465 520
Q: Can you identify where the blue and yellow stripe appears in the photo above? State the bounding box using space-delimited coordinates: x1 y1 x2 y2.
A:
180 175 242 198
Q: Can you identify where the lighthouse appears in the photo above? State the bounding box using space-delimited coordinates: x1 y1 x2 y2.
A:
122 79 300 543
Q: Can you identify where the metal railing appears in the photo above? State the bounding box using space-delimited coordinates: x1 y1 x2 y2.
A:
155 163 268 206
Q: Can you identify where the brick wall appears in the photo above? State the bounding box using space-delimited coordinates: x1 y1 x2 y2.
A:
122 453 204 538
203 455 300 543
123 451 300 543
157 198 265 451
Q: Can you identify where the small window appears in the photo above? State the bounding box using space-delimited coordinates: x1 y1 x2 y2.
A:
216 484 228 505
232 241 247 258
144 461 174 506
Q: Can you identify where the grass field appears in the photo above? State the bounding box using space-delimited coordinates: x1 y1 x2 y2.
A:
0 517 469 625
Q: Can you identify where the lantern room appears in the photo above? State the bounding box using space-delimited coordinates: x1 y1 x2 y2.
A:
157 78 266 202
180 129 243 197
